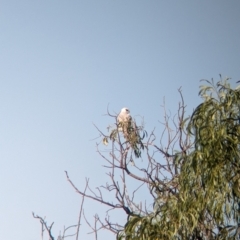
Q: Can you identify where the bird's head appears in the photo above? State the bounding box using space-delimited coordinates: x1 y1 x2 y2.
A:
121 107 130 114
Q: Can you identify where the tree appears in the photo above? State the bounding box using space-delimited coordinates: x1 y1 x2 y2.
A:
34 76 240 239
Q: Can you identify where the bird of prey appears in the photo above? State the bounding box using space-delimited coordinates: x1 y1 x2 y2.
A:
117 108 144 158
117 107 132 124
117 107 133 138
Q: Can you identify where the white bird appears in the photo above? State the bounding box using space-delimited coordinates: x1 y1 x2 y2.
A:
117 107 143 158
117 107 132 123
117 108 132 138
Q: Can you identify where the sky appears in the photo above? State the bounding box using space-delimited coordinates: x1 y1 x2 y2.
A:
0 1 240 239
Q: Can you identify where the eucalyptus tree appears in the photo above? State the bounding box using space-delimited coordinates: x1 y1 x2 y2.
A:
117 77 240 240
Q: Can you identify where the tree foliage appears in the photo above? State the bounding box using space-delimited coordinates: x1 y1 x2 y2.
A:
34 77 240 240
118 77 240 240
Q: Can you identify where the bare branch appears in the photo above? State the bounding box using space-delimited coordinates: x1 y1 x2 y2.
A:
32 212 55 240
65 171 121 209
75 179 88 240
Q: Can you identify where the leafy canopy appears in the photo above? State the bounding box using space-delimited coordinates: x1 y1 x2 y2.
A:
118 77 240 240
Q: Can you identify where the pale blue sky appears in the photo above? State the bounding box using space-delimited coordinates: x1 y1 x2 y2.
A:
0 1 240 239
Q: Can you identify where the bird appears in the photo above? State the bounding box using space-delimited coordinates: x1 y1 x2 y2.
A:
117 107 132 123
117 108 143 157
117 108 133 135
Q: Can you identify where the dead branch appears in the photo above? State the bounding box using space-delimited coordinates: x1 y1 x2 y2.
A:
32 212 55 240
